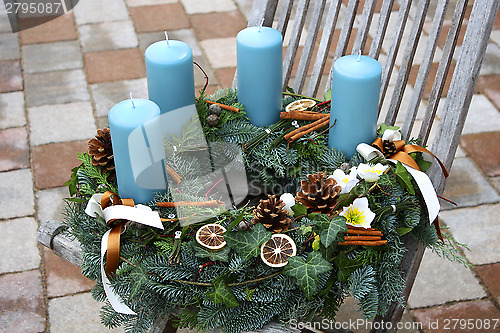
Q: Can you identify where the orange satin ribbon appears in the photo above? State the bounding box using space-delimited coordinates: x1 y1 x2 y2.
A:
372 137 449 178
101 191 135 278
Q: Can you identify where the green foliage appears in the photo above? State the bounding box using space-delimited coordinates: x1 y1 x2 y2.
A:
224 223 272 260
395 162 415 195
314 215 348 248
193 242 231 262
283 252 333 299
207 277 239 308
333 253 363 283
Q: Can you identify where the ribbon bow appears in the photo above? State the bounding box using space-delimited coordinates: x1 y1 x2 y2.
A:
356 129 448 227
85 191 163 315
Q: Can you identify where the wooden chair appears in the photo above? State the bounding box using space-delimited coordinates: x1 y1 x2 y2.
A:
39 0 499 332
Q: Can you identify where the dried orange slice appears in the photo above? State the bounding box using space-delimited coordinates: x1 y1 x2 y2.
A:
285 99 317 112
196 224 227 250
260 234 297 267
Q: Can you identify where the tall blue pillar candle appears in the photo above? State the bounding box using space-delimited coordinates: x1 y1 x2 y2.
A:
237 26 283 127
109 98 166 204
328 55 382 158
145 39 195 115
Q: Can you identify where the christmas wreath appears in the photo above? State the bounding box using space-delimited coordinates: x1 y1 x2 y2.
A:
63 88 466 333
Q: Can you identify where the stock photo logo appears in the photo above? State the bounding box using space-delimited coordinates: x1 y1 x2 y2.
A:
2 0 79 32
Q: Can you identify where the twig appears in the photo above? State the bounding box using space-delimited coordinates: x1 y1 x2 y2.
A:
194 61 209 95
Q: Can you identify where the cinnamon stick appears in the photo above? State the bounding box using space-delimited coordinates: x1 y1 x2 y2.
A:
346 228 383 237
284 116 330 140
205 100 240 113
157 200 225 208
166 164 182 184
343 235 382 241
289 118 330 142
338 240 388 246
280 111 328 121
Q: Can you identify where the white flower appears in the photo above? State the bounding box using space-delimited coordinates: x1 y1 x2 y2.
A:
280 193 295 215
329 167 358 194
357 163 389 182
340 197 375 229
382 128 402 142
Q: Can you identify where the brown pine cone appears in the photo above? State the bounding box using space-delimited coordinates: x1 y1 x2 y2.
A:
382 140 397 158
88 128 115 178
296 172 341 215
252 195 291 233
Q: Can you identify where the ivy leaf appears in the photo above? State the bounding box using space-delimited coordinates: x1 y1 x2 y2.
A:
395 162 415 195
378 123 400 136
285 86 295 94
333 252 363 283
323 88 332 101
314 215 348 248
193 242 231 262
64 165 80 196
226 211 244 232
207 277 239 308
283 252 333 298
397 227 413 236
224 223 271 260
291 203 308 217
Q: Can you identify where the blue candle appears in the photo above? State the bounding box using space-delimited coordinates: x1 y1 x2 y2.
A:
328 55 382 158
145 39 195 115
237 26 283 127
108 98 166 204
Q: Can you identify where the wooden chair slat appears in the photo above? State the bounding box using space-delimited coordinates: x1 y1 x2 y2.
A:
418 0 469 144
292 0 327 93
282 0 311 88
247 0 279 27
369 0 396 59
378 0 412 116
327 0 360 90
305 0 343 97
275 0 295 35
351 0 378 55
401 0 449 140
384 0 431 125
430 0 500 192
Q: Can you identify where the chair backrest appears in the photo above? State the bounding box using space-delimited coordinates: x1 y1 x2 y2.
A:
238 0 500 330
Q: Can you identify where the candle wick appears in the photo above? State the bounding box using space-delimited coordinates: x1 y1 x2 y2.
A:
258 18 264 32
130 92 135 108
164 31 170 47
357 50 362 62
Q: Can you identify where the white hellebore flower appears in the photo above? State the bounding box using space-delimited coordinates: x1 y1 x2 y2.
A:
329 167 358 194
357 163 389 182
340 197 375 229
280 193 295 215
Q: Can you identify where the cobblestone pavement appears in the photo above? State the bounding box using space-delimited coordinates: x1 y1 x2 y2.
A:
0 0 499 332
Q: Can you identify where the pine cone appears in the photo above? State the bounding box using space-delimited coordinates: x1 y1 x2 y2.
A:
296 172 341 215
382 140 397 158
252 195 291 233
88 128 115 178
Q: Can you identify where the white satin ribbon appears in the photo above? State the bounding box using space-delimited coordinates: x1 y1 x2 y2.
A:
85 193 164 315
356 144 440 223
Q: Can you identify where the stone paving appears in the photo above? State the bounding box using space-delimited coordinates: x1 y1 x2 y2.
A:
0 0 499 332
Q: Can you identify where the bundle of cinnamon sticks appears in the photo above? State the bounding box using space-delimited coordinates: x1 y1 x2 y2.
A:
280 110 331 143
338 226 388 246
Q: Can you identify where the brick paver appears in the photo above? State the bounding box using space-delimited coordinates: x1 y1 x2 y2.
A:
0 1 499 332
